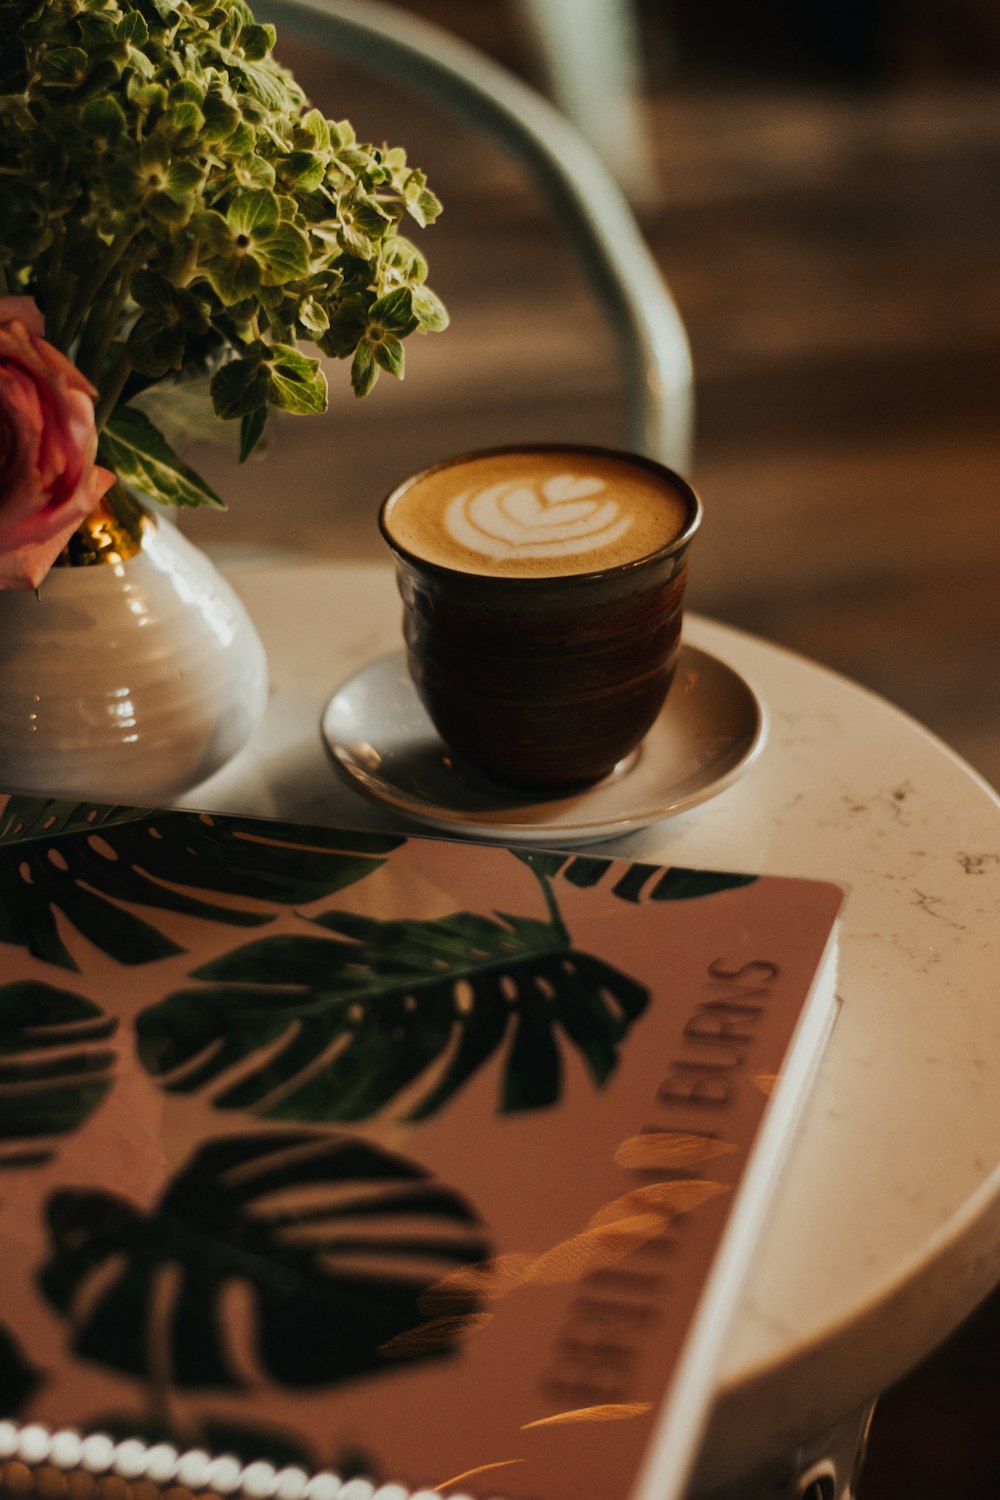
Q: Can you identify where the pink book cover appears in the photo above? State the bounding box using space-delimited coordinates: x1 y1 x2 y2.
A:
0 795 843 1500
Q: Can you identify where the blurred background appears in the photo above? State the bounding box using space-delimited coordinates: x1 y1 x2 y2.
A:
182 1 1000 1493
185 0 1000 800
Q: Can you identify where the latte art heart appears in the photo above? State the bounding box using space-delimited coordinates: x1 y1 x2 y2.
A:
383 448 692 579
446 473 631 560
542 473 605 503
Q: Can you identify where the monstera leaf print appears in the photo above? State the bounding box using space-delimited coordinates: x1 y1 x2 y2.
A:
1 981 117 1169
136 883 649 1121
0 806 404 970
515 848 757 904
0 1323 42 1414
0 795 151 845
39 1130 489 1389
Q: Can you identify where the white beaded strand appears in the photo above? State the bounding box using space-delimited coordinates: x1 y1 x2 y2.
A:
0 1424 510 1500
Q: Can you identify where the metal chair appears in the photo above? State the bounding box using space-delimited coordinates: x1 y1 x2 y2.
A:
257 0 694 473
511 0 659 203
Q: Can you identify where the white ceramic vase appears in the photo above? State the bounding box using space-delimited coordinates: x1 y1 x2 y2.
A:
0 514 268 805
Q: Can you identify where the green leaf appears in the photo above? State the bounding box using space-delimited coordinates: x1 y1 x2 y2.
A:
351 340 378 397
40 1130 489 1387
117 11 150 46
300 107 330 150
77 12 121 48
233 57 299 113
318 293 369 359
125 75 167 110
240 23 277 61
0 182 53 257
201 93 241 142
335 147 378 177
165 158 207 196
210 351 270 419
410 187 443 227
146 190 193 227
0 981 117 1169
255 221 311 284
296 294 329 337
382 145 408 173
383 234 428 283
373 333 404 379
138 134 171 172
336 213 376 260
80 95 127 140
329 118 356 148
127 314 186 376
412 284 450 332
38 47 88 83
190 208 232 254
130 271 210 332
122 43 157 82
228 186 280 236
239 405 267 461
370 286 417 334
101 406 226 511
228 151 277 191
204 252 262 306
169 80 206 107
225 120 257 156
277 150 326 192
266 343 327 415
161 99 205 144
136 895 648 1121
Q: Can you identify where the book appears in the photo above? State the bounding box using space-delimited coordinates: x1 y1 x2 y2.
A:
0 794 843 1500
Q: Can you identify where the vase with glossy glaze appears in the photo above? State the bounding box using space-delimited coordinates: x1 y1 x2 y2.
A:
0 510 268 804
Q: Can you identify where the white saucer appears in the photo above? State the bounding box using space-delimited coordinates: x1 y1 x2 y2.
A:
320 646 766 845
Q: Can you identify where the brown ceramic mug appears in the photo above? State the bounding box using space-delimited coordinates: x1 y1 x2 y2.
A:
379 444 702 790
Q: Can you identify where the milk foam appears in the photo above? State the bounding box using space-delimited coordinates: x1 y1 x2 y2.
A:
446 473 631 561
384 450 691 578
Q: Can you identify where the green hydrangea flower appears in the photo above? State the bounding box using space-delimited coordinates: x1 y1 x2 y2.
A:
0 0 448 511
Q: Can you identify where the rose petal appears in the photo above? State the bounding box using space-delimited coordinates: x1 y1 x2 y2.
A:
0 460 115 553
0 300 113 590
0 315 98 399
33 382 98 505
0 364 47 526
0 524 78 592
0 465 116 591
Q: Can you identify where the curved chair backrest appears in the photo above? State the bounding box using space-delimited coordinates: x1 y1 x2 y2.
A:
259 0 694 472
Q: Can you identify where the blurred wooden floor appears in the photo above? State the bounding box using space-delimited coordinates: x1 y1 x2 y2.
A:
183 24 1000 1495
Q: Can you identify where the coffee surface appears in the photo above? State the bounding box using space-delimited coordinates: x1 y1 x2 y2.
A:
383 450 690 577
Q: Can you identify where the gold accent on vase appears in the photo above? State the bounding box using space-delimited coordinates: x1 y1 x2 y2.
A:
57 482 153 567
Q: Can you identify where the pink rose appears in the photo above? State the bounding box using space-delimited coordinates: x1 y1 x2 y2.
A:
0 295 116 590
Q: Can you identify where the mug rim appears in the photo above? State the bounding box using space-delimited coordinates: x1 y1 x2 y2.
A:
378 442 702 584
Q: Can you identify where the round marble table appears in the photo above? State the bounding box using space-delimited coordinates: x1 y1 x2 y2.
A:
182 561 1000 1497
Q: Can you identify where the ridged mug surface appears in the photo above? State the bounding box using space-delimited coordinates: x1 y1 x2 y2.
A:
381 446 702 790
